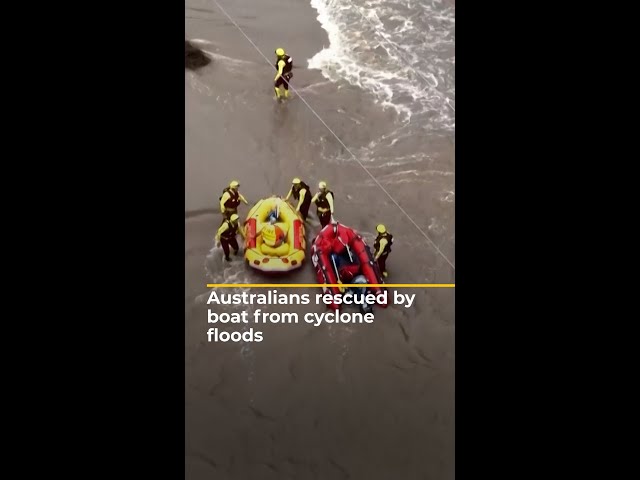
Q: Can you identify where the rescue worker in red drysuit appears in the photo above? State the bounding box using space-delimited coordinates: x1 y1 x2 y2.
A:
338 263 361 282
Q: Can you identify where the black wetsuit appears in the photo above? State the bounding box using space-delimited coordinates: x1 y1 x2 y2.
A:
314 190 334 227
275 54 293 89
374 232 393 273
219 219 240 259
292 181 311 221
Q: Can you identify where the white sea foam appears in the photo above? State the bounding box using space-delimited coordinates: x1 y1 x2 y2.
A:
308 0 454 131
189 38 213 45
202 245 257 296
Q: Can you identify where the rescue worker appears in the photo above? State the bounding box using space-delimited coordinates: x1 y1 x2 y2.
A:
373 224 393 278
311 181 335 228
274 48 293 100
337 261 360 283
284 177 311 222
215 213 245 262
219 180 249 220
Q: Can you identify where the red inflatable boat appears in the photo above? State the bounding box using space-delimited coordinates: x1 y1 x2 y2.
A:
310 222 388 310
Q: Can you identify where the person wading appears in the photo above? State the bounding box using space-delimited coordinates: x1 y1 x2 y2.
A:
373 224 393 278
273 48 293 100
219 180 249 220
216 213 245 261
311 181 335 228
284 177 311 222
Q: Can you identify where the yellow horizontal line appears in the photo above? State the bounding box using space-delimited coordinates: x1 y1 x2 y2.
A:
206 284 455 288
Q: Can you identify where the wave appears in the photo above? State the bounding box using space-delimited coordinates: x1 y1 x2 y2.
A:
308 0 454 131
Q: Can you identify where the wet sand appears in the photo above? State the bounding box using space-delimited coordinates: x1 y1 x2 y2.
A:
186 1 454 478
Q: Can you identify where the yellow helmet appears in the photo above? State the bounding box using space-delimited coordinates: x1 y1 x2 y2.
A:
229 180 240 188
230 214 239 223
376 224 386 234
292 177 301 184
275 48 285 57
318 181 327 189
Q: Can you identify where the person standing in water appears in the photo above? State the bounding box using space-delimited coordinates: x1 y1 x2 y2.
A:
219 180 249 220
311 181 335 228
216 213 245 261
273 48 293 100
373 224 393 278
284 177 311 222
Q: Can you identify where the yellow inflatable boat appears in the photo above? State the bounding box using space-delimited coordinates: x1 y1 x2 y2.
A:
243 196 306 273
